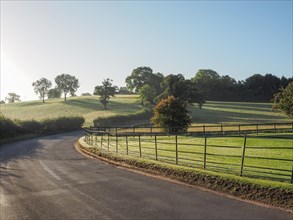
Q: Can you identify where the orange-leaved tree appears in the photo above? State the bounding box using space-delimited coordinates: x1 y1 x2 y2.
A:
151 96 191 132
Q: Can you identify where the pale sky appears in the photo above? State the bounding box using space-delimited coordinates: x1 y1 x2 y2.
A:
1 1 292 101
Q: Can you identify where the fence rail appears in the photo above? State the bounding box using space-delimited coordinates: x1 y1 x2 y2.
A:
87 122 293 137
84 125 293 183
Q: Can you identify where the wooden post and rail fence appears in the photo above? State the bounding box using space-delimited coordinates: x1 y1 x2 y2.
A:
84 122 293 183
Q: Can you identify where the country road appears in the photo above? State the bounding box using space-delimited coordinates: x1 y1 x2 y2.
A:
0 131 292 220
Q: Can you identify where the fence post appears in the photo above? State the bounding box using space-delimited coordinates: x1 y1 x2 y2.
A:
203 125 205 135
221 124 223 135
116 134 118 153
292 122 293 132
204 136 207 170
256 124 258 135
175 135 178 164
126 135 128 155
155 135 158 160
139 134 142 157
238 124 241 136
240 135 247 177
133 125 135 134
107 133 110 150
291 163 293 184
274 123 277 133
150 126 153 137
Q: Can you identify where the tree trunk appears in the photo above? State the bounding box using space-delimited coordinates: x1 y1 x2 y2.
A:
64 93 67 101
43 96 45 103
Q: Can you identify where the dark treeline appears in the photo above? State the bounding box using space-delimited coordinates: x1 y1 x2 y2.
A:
192 69 292 102
125 67 292 103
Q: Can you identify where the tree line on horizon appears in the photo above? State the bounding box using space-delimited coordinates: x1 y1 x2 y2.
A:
2 67 292 105
1 67 292 131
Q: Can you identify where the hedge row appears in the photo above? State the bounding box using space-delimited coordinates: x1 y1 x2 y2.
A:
93 110 152 127
0 114 85 139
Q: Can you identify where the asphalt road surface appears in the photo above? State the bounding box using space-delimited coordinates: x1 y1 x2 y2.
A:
1 131 292 220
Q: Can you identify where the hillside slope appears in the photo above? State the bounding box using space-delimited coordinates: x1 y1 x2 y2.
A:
0 95 141 127
0 95 291 127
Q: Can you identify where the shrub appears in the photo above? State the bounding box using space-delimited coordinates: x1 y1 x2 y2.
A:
151 96 191 132
42 116 85 132
273 82 293 118
0 114 20 139
18 120 43 134
0 115 85 140
93 110 152 127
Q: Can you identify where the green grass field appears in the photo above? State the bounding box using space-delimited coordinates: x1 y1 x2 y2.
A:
88 133 293 182
0 95 291 127
0 95 141 127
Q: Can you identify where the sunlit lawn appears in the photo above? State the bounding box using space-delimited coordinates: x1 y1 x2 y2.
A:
95 133 293 182
1 95 291 127
0 95 141 127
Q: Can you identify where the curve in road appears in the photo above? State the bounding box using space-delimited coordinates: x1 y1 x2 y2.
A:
0 131 292 220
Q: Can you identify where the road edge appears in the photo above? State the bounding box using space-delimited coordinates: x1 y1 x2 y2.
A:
75 139 293 214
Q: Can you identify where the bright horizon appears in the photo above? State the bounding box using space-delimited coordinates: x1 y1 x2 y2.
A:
1 1 292 101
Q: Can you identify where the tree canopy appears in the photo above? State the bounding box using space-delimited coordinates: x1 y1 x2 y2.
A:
125 66 164 94
160 74 205 107
32 77 52 103
192 69 292 102
273 82 293 118
5 93 21 103
94 78 117 110
55 74 79 101
139 84 157 108
48 88 62 99
151 96 191 132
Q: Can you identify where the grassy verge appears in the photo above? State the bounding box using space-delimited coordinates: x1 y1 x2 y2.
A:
77 137 293 211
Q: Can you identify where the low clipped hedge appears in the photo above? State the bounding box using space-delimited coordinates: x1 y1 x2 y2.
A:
0 114 85 140
93 110 152 127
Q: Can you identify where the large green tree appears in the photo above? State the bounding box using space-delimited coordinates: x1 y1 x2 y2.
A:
273 82 293 118
151 96 191 132
125 66 164 94
192 69 222 100
139 84 157 108
94 78 117 110
55 74 79 101
32 78 52 103
160 74 205 108
5 93 21 103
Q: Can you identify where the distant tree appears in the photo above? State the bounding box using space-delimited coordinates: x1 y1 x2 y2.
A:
32 77 52 103
139 84 157 108
5 93 21 103
55 74 79 101
125 66 164 94
0 100 5 104
192 69 221 100
160 74 205 108
94 78 117 110
48 88 62 99
151 96 191 132
242 73 282 102
273 82 293 118
117 87 132 94
81 93 92 96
